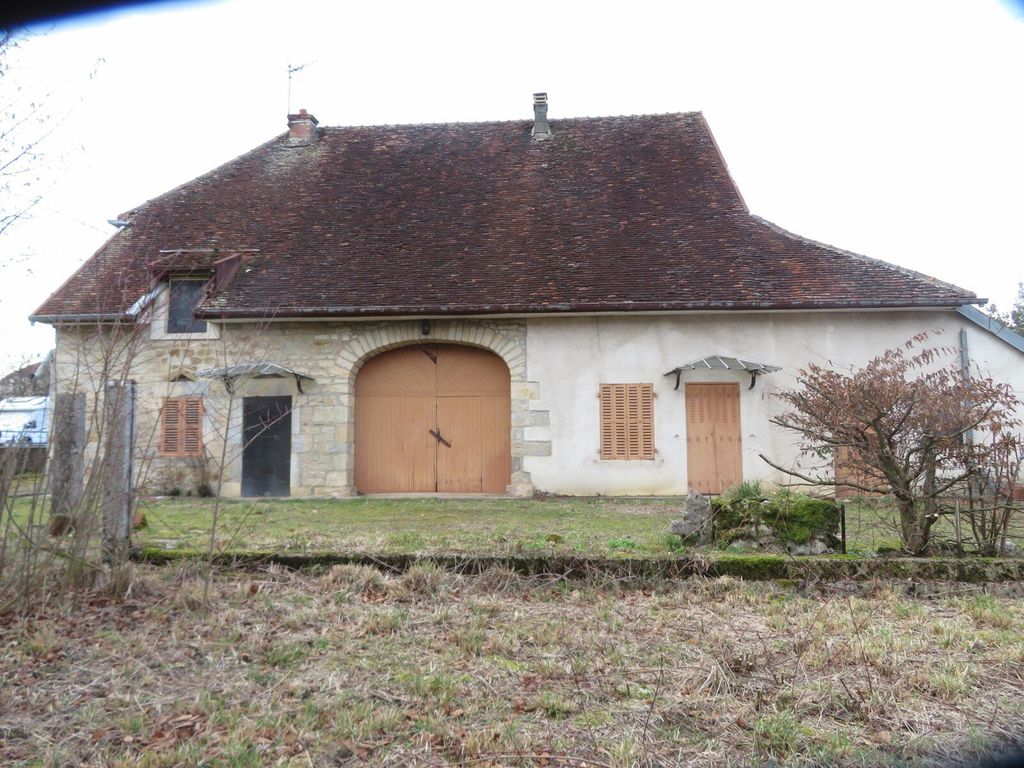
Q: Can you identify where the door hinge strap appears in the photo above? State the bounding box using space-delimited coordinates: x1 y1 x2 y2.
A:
428 429 452 448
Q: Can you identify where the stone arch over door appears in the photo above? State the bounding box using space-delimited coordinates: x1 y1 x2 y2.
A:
335 320 545 496
355 344 510 493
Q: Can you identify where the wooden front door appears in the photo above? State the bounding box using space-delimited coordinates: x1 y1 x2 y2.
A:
685 383 742 495
241 396 292 497
355 345 511 493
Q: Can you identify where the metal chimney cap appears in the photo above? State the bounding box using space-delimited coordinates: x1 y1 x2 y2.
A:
533 92 548 105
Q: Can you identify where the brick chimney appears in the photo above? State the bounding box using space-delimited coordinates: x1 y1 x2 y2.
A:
531 93 551 140
287 108 319 144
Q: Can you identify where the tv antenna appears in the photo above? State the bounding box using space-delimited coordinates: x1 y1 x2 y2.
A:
287 61 316 114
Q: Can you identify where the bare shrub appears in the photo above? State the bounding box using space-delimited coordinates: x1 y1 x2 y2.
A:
0 320 147 615
962 431 1024 556
764 334 1022 555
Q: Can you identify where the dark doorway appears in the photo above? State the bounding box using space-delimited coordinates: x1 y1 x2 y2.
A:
241 396 292 497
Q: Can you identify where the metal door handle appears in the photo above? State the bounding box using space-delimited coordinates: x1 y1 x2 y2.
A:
429 429 451 448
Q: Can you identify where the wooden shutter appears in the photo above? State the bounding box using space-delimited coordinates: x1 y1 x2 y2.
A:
160 397 203 457
160 399 181 455
182 398 203 456
834 443 886 498
600 384 654 460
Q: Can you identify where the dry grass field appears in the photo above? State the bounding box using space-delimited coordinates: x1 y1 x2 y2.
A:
3 563 1024 767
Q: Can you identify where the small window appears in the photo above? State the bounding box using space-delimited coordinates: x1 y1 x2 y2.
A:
167 278 208 334
160 397 204 457
599 383 654 460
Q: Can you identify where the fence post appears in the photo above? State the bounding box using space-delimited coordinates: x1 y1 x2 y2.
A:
48 392 86 536
840 503 847 554
955 498 963 558
101 381 135 565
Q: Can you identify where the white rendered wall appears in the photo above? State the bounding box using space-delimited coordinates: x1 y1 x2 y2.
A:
523 310 1024 496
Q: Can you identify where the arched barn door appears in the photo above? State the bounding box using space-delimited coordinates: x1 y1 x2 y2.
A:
355 344 511 493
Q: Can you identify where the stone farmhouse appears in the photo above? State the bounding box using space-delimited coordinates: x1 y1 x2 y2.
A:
31 95 1024 498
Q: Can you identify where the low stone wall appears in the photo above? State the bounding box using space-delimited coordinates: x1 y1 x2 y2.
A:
135 548 1024 585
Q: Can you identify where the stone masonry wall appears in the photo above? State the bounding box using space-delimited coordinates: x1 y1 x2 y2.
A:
53 317 547 498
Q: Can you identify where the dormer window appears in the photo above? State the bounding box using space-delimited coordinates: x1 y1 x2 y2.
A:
167 278 208 334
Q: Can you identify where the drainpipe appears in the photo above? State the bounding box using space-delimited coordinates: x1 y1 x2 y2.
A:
959 327 980 510
959 328 970 380
959 328 974 446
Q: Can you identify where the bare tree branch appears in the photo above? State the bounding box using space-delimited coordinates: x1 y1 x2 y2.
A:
763 335 1023 555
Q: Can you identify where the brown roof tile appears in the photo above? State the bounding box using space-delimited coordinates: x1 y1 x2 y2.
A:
31 112 978 321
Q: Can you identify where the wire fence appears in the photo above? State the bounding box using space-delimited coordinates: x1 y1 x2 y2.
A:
841 496 1024 555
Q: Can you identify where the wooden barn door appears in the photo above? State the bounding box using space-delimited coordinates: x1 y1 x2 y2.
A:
355 345 511 493
685 383 742 495
354 346 436 493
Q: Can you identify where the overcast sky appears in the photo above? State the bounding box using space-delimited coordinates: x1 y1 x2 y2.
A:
1 0 1022 373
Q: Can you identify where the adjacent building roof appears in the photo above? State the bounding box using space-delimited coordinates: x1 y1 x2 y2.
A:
956 305 1024 354
31 110 979 323
0 353 52 397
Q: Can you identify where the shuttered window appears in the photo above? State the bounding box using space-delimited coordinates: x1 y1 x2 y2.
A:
599 383 655 460
159 397 204 457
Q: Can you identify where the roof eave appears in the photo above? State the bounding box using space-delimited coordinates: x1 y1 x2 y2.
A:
195 297 982 320
29 312 133 325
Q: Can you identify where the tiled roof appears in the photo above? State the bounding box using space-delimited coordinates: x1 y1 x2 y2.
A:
31 112 978 321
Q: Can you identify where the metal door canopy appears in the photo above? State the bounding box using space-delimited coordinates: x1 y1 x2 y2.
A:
665 356 781 390
197 362 314 392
